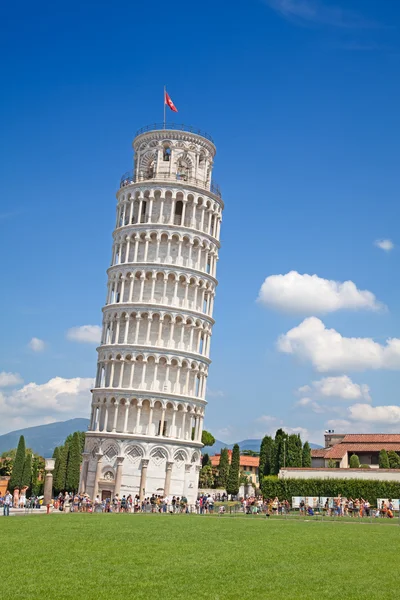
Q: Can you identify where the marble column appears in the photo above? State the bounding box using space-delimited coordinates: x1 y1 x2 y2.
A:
139 459 149 501
114 456 125 497
164 461 174 497
79 452 90 494
43 458 55 505
93 451 103 499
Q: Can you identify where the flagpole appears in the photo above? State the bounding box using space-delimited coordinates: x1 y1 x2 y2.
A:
163 85 166 129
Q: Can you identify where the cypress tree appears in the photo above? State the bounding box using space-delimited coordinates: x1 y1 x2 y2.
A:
349 454 360 468
259 435 274 478
216 448 229 489
66 432 82 492
226 444 240 496
54 444 68 493
9 435 26 492
52 447 60 494
287 434 303 467
202 453 211 468
379 449 390 469
272 429 289 474
302 441 312 467
387 450 400 469
21 451 32 491
31 456 40 496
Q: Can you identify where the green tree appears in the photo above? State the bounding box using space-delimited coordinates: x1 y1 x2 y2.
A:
349 454 360 468
302 441 312 468
287 434 303 467
202 453 211 468
272 429 289 474
259 435 274 478
216 448 229 488
9 435 26 492
52 446 60 493
379 449 390 469
21 452 32 491
226 444 240 496
388 451 400 469
54 443 68 493
328 458 336 468
31 455 43 496
201 430 215 447
65 431 85 453
0 456 13 476
66 432 82 492
199 465 214 488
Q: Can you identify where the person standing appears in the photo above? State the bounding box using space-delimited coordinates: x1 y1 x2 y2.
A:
3 490 13 516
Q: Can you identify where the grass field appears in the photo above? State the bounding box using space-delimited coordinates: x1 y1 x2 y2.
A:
2 514 400 599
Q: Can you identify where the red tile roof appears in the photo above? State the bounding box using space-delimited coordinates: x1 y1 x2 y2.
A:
342 434 400 443
311 449 328 458
325 443 400 459
210 453 259 468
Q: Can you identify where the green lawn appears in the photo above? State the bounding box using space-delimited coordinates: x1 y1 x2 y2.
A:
2 514 399 599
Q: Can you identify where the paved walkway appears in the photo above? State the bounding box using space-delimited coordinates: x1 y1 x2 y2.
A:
1 507 47 517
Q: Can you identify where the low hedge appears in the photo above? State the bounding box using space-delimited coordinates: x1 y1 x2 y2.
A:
260 476 400 504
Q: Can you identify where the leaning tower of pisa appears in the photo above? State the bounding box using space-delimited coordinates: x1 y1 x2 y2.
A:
80 124 223 504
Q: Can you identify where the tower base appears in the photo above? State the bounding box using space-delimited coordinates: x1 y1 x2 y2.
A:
81 434 202 505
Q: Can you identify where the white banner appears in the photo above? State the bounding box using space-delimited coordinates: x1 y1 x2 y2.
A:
377 499 399 511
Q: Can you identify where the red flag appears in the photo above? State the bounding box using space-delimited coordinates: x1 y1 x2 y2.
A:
165 91 178 113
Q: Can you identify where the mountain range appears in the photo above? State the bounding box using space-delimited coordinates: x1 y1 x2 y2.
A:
0 419 322 457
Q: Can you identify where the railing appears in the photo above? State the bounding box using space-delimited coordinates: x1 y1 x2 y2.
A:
135 123 215 144
119 171 221 198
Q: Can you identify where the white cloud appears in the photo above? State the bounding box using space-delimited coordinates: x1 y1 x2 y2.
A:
0 372 23 387
264 0 375 28
206 389 225 398
256 415 277 424
258 271 383 315
282 426 310 439
67 325 102 344
0 376 93 435
295 397 324 413
308 375 371 401
28 337 46 352
348 403 400 424
278 317 400 372
374 239 394 252
325 419 351 430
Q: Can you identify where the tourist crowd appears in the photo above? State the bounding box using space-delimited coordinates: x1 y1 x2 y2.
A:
1 489 397 519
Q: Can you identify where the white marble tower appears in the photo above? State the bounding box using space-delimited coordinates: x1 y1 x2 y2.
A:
81 124 223 504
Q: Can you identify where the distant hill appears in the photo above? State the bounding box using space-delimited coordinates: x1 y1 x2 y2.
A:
0 418 90 457
0 421 322 457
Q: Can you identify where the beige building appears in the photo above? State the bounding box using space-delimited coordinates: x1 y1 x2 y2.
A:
311 433 400 469
210 452 260 485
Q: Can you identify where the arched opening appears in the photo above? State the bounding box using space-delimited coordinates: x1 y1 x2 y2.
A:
174 200 183 225
163 147 171 161
176 158 190 181
140 201 147 223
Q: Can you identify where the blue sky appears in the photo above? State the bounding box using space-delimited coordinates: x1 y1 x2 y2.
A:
1 0 400 443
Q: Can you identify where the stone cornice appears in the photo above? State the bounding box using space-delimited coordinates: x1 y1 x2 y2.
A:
90 388 208 407
106 262 218 286
113 222 221 249
96 343 212 366
116 180 224 210
133 129 216 157
85 430 204 449
102 302 215 325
